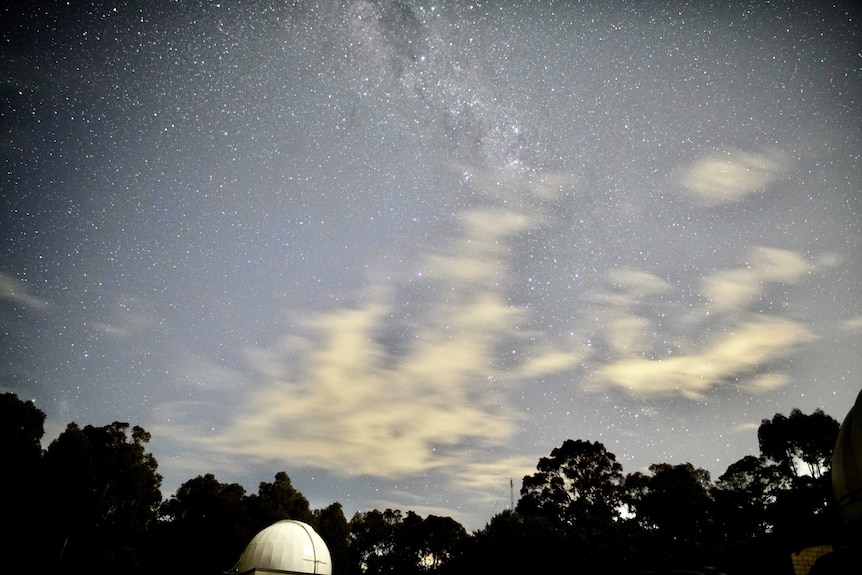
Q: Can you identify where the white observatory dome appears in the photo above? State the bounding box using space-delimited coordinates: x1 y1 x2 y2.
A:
236 520 332 574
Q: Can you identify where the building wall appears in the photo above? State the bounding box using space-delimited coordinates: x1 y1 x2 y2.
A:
791 545 833 575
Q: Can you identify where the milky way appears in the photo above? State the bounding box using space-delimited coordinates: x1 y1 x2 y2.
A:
2 0 860 530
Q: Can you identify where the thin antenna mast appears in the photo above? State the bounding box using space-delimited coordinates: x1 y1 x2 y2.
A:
510 478 514 510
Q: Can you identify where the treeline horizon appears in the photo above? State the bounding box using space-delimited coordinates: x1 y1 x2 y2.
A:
0 391 847 575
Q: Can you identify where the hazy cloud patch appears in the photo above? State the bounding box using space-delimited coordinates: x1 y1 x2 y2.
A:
595 315 814 399
842 316 862 332
147 146 830 489
605 314 657 357
740 372 789 394
174 354 250 393
0 272 49 310
215 304 521 477
680 149 787 206
515 346 587 378
453 456 539 492
701 246 810 313
594 268 673 309
584 247 821 400
731 422 760 434
608 268 674 299
199 194 543 478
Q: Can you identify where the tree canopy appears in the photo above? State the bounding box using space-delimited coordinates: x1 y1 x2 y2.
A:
0 393 47 572
248 471 314 526
759 407 840 479
0 392 45 467
0 392 850 575
624 462 713 553
517 438 624 531
44 420 163 573
158 473 251 575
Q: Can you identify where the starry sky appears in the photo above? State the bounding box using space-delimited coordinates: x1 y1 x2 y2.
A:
2 0 861 531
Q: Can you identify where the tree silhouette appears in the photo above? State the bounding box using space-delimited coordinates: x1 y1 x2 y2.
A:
313 502 351 575
0 392 45 467
712 454 784 542
517 439 624 532
156 473 251 575
417 514 468 569
247 471 314 528
0 393 47 572
759 408 839 479
349 508 404 575
346 508 468 575
623 462 714 561
758 408 840 542
0 390 843 575
456 510 567 574
44 421 162 574
513 439 628 572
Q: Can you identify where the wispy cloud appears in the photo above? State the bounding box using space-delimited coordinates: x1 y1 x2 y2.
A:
515 347 586 379
147 150 828 496
583 245 820 399
731 422 760 434
841 316 862 333
171 165 590 484
141 168 590 514
701 246 810 313
679 149 787 206
195 195 546 478
594 315 814 400
0 272 49 310
740 372 790 394
89 296 159 338
453 456 539 492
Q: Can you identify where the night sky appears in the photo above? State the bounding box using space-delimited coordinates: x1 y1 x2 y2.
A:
2 0 860 531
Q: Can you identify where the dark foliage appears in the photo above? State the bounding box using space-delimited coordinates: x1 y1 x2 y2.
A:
313 502 352 575
155 473 252 575
0 393 47 572
518 438 624 531
759 408 839 480
623 462 715 565
248 471 315 527
0 393 847 575
43 420 163 574
712 455 782 542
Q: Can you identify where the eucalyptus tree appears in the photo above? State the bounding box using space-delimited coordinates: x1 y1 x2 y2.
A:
623 462 714 556
44 421 162 573
517 439 625 532
0 393 47 573
157 473 251 575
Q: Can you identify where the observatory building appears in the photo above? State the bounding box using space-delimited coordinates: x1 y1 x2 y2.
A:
231 520 332 575
833 388 862 534
812 387 862 572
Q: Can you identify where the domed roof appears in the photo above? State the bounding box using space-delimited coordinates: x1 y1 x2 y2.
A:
236 520 332 575
833 388 862 529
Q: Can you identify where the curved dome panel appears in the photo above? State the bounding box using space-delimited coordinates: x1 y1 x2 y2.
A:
833 389 862 529
237 520 332 574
